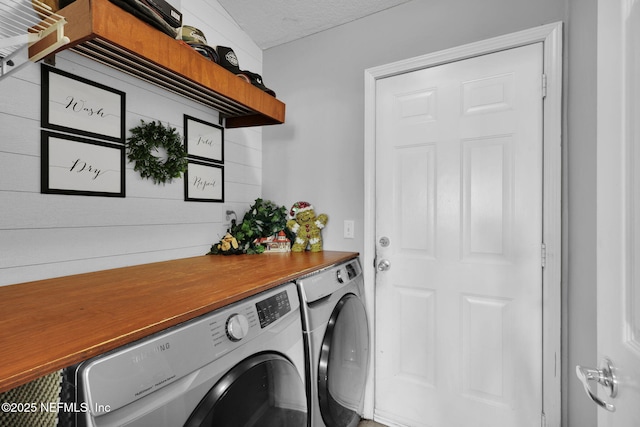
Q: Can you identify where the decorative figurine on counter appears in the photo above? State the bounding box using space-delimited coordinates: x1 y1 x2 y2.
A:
286 201 328 252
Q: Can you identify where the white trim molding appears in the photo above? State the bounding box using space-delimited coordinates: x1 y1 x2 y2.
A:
363 21 563 427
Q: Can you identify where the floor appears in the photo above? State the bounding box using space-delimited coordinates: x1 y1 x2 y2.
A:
359 420 388 427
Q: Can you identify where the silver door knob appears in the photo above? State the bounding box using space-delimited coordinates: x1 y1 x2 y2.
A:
377 259 391 271
575 358 617 412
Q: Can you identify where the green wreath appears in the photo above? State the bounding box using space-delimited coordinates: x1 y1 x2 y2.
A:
126 120 188 184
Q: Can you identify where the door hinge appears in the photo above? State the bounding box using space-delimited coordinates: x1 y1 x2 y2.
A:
541 243 547 268
542 74 547 98
541 412 546 427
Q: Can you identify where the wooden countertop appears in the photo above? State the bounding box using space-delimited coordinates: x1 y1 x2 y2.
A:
0 251 358 393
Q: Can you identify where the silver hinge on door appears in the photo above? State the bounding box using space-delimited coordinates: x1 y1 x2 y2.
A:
541 243 547 268
542 74 548 98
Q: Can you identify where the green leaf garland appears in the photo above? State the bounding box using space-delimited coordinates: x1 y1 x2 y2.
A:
208 198 291 255
126 120 188 184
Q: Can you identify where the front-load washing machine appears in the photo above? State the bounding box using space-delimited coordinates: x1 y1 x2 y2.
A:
60 283 307 427
296 258 369 427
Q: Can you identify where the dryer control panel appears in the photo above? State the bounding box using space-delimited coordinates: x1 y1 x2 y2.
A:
297 259 362 304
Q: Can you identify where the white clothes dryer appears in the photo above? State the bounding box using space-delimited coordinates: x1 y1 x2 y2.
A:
296 258 369 427
60 283 307 427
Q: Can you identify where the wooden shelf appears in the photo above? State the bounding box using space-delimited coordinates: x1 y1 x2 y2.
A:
0 251 358 393
30 0 285 128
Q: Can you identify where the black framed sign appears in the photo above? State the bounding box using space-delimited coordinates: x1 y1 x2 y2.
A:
184 115 224 163
41 66 126 142
184 160 224 202
41 131 126 197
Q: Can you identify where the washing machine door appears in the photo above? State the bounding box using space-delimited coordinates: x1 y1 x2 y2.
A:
184 353 307 427
318 293 370 427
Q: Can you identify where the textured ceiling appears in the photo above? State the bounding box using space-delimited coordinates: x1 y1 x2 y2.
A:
218 0 412 49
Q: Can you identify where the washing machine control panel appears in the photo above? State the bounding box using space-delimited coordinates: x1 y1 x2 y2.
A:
255 289 291 328
214 289 293 346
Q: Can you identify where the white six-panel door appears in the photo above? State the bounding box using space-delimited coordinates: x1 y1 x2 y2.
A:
591 0 640 424
374 43 544 427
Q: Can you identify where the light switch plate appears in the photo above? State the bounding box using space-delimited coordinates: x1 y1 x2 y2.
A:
344 220 355 239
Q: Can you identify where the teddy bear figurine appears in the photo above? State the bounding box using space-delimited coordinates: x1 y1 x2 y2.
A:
286 201 328 252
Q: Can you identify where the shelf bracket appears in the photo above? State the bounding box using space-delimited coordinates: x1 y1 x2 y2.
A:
0 0 70 79
28 13 70 62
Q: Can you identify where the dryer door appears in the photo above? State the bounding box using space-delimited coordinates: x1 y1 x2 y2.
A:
318 293 370 427
184 353 307 427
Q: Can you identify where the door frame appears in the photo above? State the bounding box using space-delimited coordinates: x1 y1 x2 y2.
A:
363 22 563 426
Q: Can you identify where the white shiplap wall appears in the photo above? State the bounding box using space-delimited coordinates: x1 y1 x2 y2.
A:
0 0 264 286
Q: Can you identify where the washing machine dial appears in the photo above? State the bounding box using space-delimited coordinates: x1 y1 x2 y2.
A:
226 313 250 342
